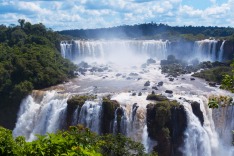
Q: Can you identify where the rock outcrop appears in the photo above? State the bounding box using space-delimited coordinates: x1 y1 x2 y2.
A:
101 97 121 134
146 97 187 156
66 95 96 128
191 102 204 126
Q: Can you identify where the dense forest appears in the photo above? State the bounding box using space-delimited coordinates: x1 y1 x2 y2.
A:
0 20 77 129
59 23 234 41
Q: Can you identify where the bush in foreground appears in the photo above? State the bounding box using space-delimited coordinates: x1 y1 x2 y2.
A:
0 125 157 156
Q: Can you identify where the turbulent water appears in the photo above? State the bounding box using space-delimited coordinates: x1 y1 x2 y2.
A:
13 39 233 155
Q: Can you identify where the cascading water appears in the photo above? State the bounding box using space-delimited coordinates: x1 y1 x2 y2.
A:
60 41 72 58
77 101 102 134
193 39 218 62
13 91 69 141
60 40 169 62
174 94 234 156
218 40 226 62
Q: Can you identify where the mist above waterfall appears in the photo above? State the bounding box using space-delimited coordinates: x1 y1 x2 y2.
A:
61 39 227 68
60 40 169 68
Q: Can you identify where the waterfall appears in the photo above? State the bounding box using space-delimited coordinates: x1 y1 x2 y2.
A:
60 41 72 58
212 104 234 149
77 101 102 134
111 101 155 152
60 40 169 62
218 40 226 62
13 91 69 141
177 95 234 156
13 89 234 155
193 39 218 62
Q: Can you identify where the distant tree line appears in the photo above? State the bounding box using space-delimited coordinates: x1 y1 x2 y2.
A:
58 22 234 41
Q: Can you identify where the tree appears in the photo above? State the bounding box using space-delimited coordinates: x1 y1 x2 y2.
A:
18 19 25 29
221 62 234 92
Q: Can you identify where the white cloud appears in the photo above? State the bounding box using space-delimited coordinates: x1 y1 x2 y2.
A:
0 0 233 30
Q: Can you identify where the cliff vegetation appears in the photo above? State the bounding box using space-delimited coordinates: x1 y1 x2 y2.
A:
0 19 77 129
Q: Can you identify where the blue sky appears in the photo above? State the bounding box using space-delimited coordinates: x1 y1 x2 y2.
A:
0 0 233 30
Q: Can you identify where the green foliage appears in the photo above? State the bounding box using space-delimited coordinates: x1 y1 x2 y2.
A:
208 95 233 108
59 22 234 41
0 125 150 156
101 134 145 156
0 127 15 155
67 95 97 107
221 61 234 92
193 66 231 83
0 20 77 129
0 20 77 126
146 94 168 101
180 33 206 41
12 81 33 100
208 99 219 109
154 100 179 128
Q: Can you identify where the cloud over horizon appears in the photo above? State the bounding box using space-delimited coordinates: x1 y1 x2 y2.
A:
0 0 232 30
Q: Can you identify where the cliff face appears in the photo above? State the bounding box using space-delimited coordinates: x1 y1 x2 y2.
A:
146 101 187 156
169 40 234 61
66 96 122 134
223 40 234 60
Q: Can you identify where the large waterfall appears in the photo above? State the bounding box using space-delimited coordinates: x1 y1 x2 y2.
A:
61 39 227 63
13 39 233 155
193 39 227 62
60 40 169 62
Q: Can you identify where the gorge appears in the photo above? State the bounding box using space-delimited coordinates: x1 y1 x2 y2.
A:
13 39 234 155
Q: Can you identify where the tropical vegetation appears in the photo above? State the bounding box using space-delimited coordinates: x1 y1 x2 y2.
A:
59 22 234 41
0 20 77 129
0 125 156 156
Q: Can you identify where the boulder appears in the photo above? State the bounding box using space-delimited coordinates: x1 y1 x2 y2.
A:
132 92 136 96
169 78 174 81
157 81 164 87
78 61 89 68
152 85 158 90
126 77 131 80
103 67 108 70
191 102 204 126
190 78 195 81
89 67 98 72
165 90 173 94
97 68 104 72
138 92 142 96
209 82 216 87
147 58 156 65
129 73 139 76
78 68 87 73
144 81 150 86
146 94 168 101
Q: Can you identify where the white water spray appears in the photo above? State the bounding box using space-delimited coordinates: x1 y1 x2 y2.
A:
218 40 226 62
193 39 218 61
